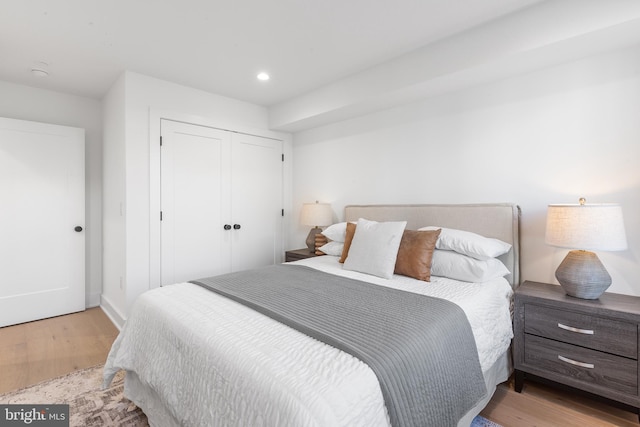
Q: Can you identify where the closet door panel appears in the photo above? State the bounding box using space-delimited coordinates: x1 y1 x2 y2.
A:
230 133 283 272
160 120 231 285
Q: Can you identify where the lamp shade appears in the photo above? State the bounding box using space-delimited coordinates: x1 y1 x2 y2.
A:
300 202 332 227
545 203 627 251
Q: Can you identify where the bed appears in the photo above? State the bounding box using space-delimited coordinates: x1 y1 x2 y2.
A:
104 203 520 427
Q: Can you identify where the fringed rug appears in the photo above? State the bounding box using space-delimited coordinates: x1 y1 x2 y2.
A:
0 365 501 427
0 365 147 426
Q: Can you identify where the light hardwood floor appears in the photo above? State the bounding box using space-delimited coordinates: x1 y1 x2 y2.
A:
0 307 118 394
0 309 637 426
481 379 638 427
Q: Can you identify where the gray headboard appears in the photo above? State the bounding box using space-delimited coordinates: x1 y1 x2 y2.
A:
345 203 521 288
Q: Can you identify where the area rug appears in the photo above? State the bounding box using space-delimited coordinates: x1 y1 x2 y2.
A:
0 365 147 426
471 414 504 427
0 365 502 426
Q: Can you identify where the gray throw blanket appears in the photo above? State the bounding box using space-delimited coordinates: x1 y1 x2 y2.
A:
192 264 486 427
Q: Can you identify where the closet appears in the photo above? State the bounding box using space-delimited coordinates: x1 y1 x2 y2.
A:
160 119 283 286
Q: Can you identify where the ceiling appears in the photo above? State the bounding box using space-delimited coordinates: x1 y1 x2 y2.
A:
0 0 544 106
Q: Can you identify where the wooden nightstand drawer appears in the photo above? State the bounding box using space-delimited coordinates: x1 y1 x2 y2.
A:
525 304 637 358
525 334 638 396
515 281 640 415
285 248 320 262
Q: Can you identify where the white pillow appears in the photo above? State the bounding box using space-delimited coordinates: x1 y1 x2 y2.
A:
318 241 344 256
418 226 511 260
343 218 407 279
431 250 510 283
321 222 348 242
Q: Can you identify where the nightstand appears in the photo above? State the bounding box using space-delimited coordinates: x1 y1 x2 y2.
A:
514 281 640 418
285 248 320 262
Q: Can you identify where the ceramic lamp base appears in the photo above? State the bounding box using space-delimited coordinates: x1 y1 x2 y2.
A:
555 250 611 299
305 227 322 253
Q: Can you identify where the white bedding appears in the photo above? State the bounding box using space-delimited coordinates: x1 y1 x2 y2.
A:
296 256 514 372
104 256 513 427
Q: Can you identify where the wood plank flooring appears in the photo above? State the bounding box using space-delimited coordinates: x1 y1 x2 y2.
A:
0 307 118 394
481 379 638 427
0 308 637 426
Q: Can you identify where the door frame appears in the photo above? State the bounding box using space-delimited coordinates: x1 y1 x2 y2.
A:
149 108 291 289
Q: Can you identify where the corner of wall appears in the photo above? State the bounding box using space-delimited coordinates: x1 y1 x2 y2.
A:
100 294 125 331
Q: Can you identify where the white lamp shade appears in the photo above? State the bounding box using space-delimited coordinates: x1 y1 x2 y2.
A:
545 203 627 251
300 202 332 227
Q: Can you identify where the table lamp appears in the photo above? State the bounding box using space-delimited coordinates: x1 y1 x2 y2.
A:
300 201 332 253
545 198 627 299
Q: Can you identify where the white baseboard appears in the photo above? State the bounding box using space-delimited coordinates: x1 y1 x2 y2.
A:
100 294 126 331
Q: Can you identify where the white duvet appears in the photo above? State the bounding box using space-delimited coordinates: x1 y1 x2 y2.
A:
104 256 513 427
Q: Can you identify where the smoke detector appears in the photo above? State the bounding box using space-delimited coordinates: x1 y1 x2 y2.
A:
31 62 50 78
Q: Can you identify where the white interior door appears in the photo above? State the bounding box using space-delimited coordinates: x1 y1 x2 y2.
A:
160 120 231 285
230 133 283 272
0 117 85 328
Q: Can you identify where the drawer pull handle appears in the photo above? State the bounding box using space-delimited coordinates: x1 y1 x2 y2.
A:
558 355 594 369
557 323 594 335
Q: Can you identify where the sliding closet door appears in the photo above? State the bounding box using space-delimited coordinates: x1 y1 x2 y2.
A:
230 133 282 272
160 120 231 285
0 117 85 327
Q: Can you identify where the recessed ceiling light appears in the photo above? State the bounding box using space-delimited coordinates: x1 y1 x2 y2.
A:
257 72 270 81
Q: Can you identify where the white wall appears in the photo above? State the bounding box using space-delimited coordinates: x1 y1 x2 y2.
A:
102 71 292 325
0 80 103 307
101 73 127 321
291 44 640 296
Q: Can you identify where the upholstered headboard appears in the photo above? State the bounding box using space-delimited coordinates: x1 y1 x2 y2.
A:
345 203 521 288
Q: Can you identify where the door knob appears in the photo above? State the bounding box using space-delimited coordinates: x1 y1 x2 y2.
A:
74 226 83 232
233 224 241 230
224 224 232 230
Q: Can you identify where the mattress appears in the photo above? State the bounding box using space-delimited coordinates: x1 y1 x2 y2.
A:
104 256 514 426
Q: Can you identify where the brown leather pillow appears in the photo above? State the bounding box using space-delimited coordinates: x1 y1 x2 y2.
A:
314 233 328 256
338 222 357 263
394 229 441 281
